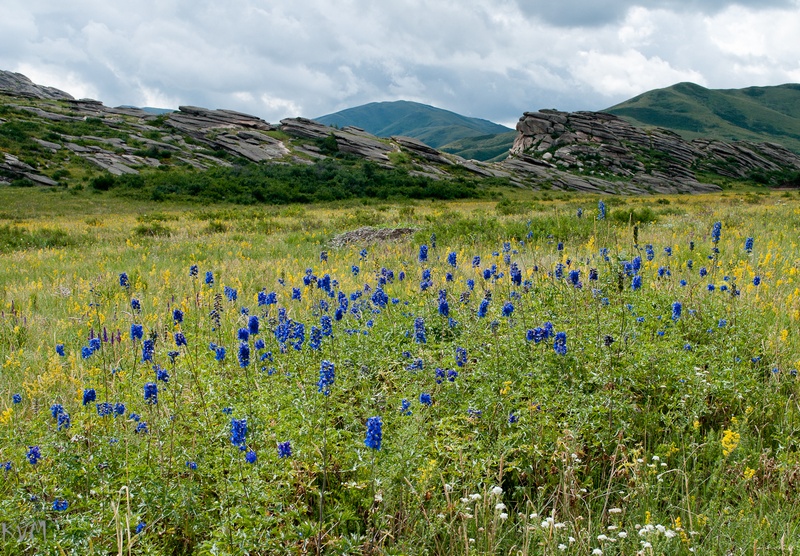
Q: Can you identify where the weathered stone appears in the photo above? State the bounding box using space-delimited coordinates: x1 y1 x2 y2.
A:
0 70 73 100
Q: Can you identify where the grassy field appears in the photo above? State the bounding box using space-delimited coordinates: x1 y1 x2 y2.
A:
0 187 799 554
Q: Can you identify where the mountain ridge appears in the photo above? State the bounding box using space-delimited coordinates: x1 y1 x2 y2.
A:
3 69 800 201
604 82 800 153
316 100 512 150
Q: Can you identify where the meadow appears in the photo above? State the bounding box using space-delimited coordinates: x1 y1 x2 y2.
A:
0 186 799 555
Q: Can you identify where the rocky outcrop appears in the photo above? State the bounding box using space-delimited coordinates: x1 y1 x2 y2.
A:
2 70 798 195
0 70 74 100
279 118 395 162
508 109 800 193
1 153 58 185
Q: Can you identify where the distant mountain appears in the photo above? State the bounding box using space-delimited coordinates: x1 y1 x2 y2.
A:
118 105 174 115
315 100 513 154
605 82 800 153
439 131 518 162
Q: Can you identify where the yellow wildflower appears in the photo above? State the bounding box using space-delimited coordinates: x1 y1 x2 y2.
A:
722 429 740 457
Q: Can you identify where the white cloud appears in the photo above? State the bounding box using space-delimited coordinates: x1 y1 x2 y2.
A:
571 49 707 97
1 0 799 124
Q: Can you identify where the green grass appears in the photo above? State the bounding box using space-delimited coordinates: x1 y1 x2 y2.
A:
0 189 799 553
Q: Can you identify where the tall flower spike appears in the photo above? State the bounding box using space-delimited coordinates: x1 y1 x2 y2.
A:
365 416 383 450
318 360 335 396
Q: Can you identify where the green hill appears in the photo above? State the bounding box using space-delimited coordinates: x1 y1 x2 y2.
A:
439 130 517 162
315 100 513 154
605 82 800 153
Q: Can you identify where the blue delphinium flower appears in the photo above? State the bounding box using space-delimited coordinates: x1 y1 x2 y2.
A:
258 291 277 306
136 422 149 434
477 298 489 318
400 399 412 415
248 315 259 336
57 412 71 431
172 308 184 324
664 246 672 257
320 251 328 262
364 416 383 450
419 393 432 406
414 318 427 344
130 298 141 313
119 273 130 288
447 252 457 267
154 365 169 382
745 237 754 253
238 342 250 368
52 499 68 511
318 360 335 396
89 337 101 354
291 287 302 301
278 441 292 458
631 275 642 291
205 271 214 285
143 382 158 405
707 284 715 292
597 200 606 220
553 332 567 355
447 369 458 382
466 278 475 291
699 267 708 277
55 343 65 356
82 388 96 406
215 346 226 361
508 413 519 424
245 450 257 464
711 221 722 244
12 393 21 404
455 346 467 367
351 265 360 276
438 295 449 317
26 446 41 465
372 287 389 307
130 323 144 341
320 315 333 337
568 269 580 287
472 255 481 268
418 244 428 262
237 327 250 342
309 326 322 350
501 302 514 317
114 402 125 416
172 332 187 347
50 403 64 419
135 521 146 535
142 339 154 362
186 461 198 470
435 367 446 384
406 358 423 371
753 275 761 286
671 301 682 321
230 418 247 447
189 265 198 277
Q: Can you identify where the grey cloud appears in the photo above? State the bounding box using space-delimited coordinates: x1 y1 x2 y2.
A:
515 0 796 27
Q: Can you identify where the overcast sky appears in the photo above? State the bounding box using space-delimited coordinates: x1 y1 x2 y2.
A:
2 0 799 127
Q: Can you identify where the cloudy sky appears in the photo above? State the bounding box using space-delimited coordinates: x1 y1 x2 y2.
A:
2 0 799 127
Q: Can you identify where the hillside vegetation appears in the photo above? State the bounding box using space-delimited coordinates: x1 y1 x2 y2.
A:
605 82 800 153
316 100 512 150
